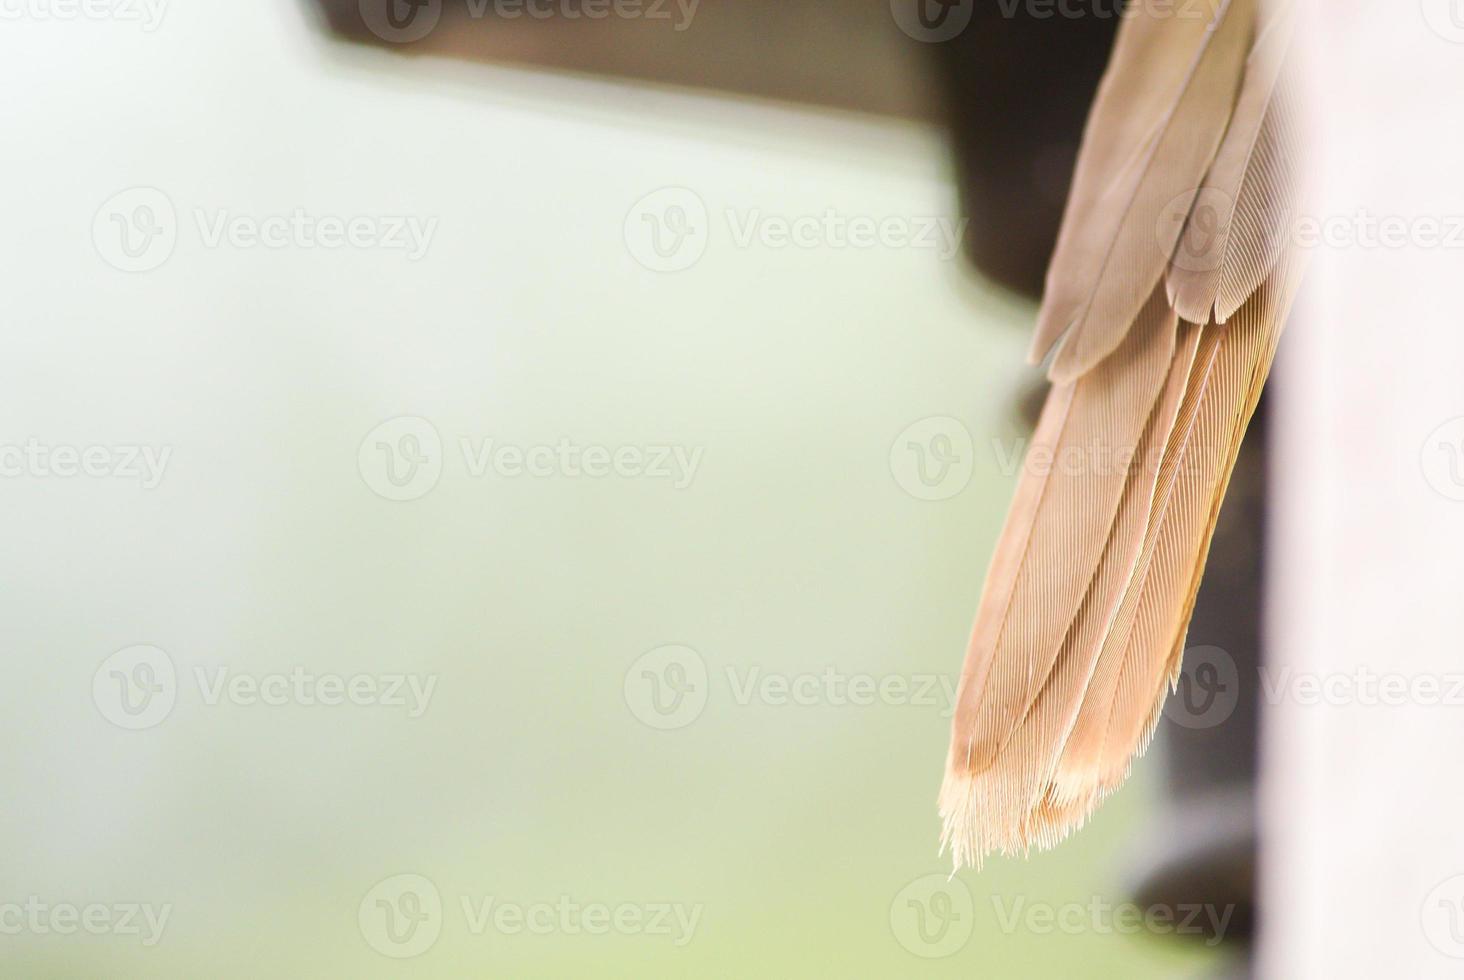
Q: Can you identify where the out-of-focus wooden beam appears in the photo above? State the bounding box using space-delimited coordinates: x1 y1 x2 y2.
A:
314 0 934 118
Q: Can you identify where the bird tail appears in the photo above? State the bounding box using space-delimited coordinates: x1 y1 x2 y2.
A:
940 0 1306 871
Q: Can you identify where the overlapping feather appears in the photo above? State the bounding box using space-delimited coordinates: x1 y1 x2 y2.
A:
941 0 1304 870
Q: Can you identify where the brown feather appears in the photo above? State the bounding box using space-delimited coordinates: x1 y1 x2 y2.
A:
950 287 1176 789
1169 0 1298 322
940 0 1307 870
1033 0 1255 384
940 319 1201 867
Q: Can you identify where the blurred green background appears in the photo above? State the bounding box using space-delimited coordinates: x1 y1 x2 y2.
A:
0 2 1212 975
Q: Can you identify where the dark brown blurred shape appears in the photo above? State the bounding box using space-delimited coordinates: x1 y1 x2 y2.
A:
315 0 933 116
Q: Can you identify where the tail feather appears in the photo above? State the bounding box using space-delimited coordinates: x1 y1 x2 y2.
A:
1067 259 1302 810
941 0 1306 870
1168 0 1298 322
953 287 1177 783
939 319 1201 868
1029 0 1232 364
1036 0 1256 384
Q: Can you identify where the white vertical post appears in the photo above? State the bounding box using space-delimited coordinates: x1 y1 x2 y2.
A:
1263 2 1464 976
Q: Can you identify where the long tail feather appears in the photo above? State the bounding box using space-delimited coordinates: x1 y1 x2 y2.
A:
1167 0 1297 322
952 286 1177 784
1031 0 1256 384
940 318 1201 868
941 0 1306 870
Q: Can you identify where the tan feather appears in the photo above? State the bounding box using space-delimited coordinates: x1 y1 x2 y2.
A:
1031 0 1255 384
1168 0 1299 322
1026 0 1221 365
1046 256 1303 820
940 0 1307 870
950 286 1176 789
940 319 1201 868
1214 68 1301 321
